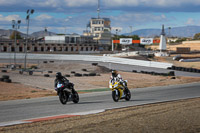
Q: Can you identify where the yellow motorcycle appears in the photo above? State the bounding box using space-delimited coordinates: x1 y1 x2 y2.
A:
109 79 131 102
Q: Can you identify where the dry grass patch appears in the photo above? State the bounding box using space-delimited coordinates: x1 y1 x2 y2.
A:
0 82 56 101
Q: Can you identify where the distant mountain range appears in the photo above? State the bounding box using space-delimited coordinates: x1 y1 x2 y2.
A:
0 29 26 38
0 29 57 39
1 25 200 39
124 25 200 37
31 31 57 38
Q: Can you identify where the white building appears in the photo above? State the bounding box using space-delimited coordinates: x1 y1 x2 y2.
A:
44 34 81 44
84 18 112 45
167 37 178 43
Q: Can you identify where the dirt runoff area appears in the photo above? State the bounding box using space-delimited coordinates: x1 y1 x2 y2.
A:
0 98 200 133
0 61 200 101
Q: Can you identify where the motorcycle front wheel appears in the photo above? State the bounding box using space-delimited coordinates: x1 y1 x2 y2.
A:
72 91 79 103
125 88 131 101
112 90 120 102
59 91 68 104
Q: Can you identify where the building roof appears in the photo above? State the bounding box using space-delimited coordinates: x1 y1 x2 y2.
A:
91 18 110 21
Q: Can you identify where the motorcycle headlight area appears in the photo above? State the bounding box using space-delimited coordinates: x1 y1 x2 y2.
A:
57 83 63 88
114 84 118 88
109 84 112 88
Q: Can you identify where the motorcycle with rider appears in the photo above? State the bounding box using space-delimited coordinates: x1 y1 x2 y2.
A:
109 70 131 102
54 72 79 104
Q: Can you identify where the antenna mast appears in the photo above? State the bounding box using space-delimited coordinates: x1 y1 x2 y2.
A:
97 0 100 18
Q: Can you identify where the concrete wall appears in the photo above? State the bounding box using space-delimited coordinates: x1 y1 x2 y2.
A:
0 53 173 69
182 41 200 44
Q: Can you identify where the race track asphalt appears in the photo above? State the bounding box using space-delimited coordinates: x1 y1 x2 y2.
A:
0 82 200 125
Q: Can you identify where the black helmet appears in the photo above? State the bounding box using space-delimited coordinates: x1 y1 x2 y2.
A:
111 70 117 77
56 72 62 78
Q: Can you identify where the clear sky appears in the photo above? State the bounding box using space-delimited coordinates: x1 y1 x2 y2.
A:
0 0 200 34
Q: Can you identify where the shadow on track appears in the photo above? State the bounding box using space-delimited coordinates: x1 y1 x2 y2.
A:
68 101 105 105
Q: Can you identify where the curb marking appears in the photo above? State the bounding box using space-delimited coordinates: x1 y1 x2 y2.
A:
0 109 105 127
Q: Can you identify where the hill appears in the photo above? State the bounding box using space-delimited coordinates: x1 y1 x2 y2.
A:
0 29 17 38
124 26 200 37
31 31 57 38
1 25 200 38
0 29 56 39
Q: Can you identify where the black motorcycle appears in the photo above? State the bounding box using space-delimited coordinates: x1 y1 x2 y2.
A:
56 82 79 104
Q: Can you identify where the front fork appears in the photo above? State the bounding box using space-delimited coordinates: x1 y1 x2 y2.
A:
115 89 118 96
114 89 123 98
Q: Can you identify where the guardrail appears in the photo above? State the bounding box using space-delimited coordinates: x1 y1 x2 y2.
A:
79 51 100 54
0 53 172 69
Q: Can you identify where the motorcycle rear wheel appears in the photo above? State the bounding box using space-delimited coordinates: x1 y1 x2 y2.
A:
112 90 120 102
72 91 79 103
59 91 68 104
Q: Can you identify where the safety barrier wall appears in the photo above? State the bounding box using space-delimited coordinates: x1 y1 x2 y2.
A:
0 53 172 69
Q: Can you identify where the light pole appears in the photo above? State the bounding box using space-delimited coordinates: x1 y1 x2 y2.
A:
129 26 132 36
168 27 171 52
168 27 171 37
115 28 121 39
12 20 21 66
115 28 121 51
24 9 34 70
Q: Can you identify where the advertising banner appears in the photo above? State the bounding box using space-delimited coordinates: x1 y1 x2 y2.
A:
120 38 132 45
140 38 153 45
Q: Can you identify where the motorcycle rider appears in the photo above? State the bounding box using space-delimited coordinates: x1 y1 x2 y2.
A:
54 72 75 94
110 70 127 89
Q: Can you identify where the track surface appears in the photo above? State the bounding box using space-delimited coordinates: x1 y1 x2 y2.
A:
0 54 200 126
0 82 200 125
